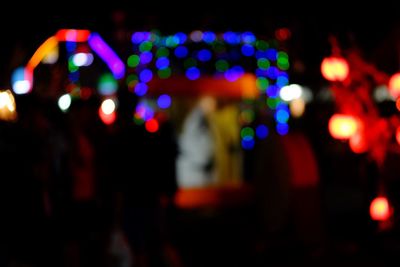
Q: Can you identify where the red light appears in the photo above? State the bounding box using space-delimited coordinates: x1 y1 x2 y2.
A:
388 73 400 98
56 29 91 42
370 197 391 221
275 28 291 41
349 131 368 153
98 108 116 125
321 56 349 82
396 127 400 145
328 114 358 140
145 118 159 133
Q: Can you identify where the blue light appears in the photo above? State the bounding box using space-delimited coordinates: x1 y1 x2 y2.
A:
68 71 79 82
175 32 187 44
132 32 145 44
157 94 172 109
255 69 268 77
276 103 289 111
166 36 180 47
276 123 289 135
267 85 279 97
255 51 268 59
134 83 148 96
156 57 170 69
225 66 244 82
140 52 153 65
186 67 200 80
139 69 153 83
256 125 269 139
275 110 290 123
241 138 255 150
203 31 216 43
276 76 289 87
241 44 255 56
241 32 256 43
223 31 241 45
266 48 277 60
197 49 212 62
174 46 188 58
66 41 76 53
267 67 279 79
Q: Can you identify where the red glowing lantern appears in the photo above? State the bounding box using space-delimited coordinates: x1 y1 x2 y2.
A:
370 196 391 221
388 73 400 98
321 56 349 82
328 114 358 140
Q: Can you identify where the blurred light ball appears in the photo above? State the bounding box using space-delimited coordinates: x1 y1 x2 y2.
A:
370 197 391 221
328 114 358 140
321 56 349 82
349 130 368 154
101 99 116 115
289 98 306 118
145 118 159 133
58 94 72 112
388 73 400 98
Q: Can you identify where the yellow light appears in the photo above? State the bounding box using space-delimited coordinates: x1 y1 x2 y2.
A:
370 197 391 221
27 36 58 70
328 114 358 140
289 98 305 118
321 56 349 82
0 89 17 121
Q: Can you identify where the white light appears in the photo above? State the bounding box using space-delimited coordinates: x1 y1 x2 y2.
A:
72 53 94 67
0 90 17 121
280 84 302 101
101 99 116 115
13 80 31 94
58 94 72 112
374 85 394 103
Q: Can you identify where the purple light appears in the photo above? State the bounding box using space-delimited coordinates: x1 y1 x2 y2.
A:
197 49 212 62
157 94 172 109
186 67 200 80
267 85 279 97
88 33 125 79
139 52 153 65
139 69 153 83
267 67 279 79
174 46 188 58
156 57 170 69
241 44 255 56
134 83 148 96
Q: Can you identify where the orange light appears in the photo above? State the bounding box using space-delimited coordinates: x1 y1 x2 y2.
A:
388 73 400 98
349 131 368 153
370 197 391 221
98 108 116 125
328 114 358 140
27 36 58 70
321 56 349 82
145 118 159 133
56 29 91 42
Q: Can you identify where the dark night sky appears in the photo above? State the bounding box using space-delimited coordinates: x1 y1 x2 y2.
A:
1 2 399 87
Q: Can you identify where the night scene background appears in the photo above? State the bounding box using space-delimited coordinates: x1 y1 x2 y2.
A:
1 2 400 267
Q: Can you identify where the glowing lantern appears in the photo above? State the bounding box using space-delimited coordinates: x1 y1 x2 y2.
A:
388 73 400 98
328 114 358 140
370 196 391 221
0 89 17 121
321 56 349 82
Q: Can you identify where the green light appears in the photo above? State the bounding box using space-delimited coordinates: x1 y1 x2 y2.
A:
212 41 226 53
277 58 289 70
127 55 140 67
215 59 229 72
240 109 255 123
133 116 145 125
165 36 179 47
158 68 171 79
68 59 78 72
277 51 288 60
256 40 268 51
267 98 279 109
257 58 270 70
241 127 254 139
256 77 269 91
156 47 169 58
139 41 153 52
184 58 197 69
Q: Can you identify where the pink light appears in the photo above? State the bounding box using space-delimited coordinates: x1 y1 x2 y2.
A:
56 29 90 42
